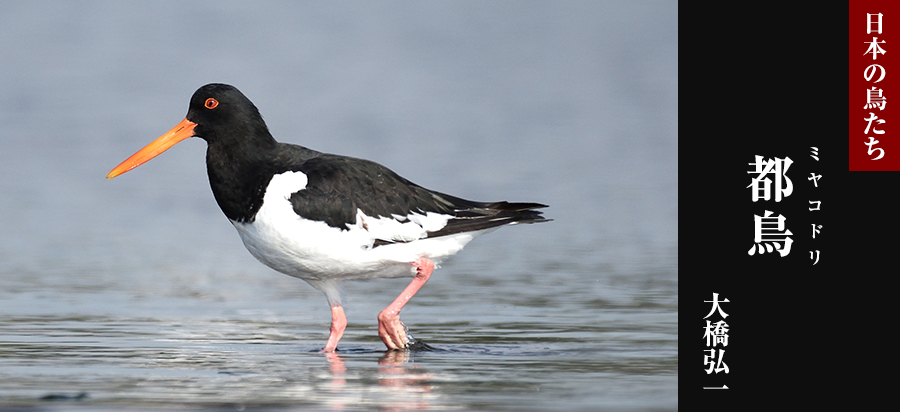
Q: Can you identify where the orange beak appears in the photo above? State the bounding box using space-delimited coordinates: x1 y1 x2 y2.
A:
106 118 197 179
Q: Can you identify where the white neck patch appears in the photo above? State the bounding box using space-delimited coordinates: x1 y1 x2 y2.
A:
264 171 308 206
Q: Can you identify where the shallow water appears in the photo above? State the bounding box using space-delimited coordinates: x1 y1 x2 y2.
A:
0 262 677 410
0 1 677 410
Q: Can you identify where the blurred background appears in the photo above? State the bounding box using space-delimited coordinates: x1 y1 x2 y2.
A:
0 1 677 410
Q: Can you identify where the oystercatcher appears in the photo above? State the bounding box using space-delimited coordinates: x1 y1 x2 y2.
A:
107 84 548 351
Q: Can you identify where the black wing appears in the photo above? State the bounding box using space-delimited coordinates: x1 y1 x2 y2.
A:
289 154 549 241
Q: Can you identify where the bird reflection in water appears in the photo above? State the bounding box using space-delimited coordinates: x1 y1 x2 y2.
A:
324 349 435 411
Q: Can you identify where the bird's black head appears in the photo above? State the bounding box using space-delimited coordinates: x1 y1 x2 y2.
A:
186 83 274 146
107 83 277 179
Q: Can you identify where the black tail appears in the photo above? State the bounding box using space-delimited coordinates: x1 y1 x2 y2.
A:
425 200 550 238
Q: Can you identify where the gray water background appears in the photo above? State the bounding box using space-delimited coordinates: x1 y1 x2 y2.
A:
0 1 678 410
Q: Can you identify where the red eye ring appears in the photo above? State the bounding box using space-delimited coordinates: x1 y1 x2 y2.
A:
204 98 219 109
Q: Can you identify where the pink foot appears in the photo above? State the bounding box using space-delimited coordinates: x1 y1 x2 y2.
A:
322 305 347 352
377 311 408 350
378 257 434 350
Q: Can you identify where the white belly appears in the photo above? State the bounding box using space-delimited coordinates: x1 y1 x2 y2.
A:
230 171 485 283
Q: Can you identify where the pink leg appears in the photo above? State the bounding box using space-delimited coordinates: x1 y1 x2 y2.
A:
322 305 347 352
378 257 435 350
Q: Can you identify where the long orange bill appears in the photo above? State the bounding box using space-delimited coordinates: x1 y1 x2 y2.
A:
106 118 197 179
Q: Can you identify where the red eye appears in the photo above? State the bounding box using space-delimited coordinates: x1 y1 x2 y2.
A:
204 98 218 109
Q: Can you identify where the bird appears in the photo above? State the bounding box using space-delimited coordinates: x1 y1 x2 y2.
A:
106 83 548 352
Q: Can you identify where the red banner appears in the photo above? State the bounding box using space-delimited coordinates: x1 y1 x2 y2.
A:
851 2 900 170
